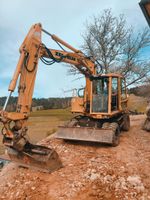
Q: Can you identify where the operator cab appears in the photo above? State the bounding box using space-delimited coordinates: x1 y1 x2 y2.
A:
91 74 128 117
71 74 128 118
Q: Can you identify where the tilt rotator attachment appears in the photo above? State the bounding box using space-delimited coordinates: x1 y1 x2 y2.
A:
0 111 62 172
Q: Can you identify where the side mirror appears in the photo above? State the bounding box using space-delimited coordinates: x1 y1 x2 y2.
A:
139 0 150 26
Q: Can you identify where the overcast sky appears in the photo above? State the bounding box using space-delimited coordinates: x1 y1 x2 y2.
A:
0 0 148 98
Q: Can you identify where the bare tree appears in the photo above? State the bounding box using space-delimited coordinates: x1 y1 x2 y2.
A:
119 28 150 86
81 9 150 86
82 9 128 73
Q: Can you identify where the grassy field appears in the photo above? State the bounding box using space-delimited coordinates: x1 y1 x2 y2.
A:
30 108 73 120
0 108 73 155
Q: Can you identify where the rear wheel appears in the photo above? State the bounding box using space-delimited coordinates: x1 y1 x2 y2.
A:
111 123 120 147
65 118 78 127
102 122 110 129
122 114 130 131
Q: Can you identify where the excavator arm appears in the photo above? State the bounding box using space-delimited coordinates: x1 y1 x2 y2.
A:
0 23 96 172
40 47 95 77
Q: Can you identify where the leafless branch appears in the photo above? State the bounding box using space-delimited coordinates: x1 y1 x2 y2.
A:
81 9 150 86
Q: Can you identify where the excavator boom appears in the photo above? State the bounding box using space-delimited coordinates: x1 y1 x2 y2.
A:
0 23 97 172
0 24 64 172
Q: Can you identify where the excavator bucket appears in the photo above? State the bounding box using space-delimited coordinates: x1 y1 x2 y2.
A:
55 124 119 146
0 143 62 173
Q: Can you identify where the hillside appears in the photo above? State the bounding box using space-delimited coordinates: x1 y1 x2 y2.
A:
129 84 150 98
0 93 148 113
128 94 147 113
0 97 71 111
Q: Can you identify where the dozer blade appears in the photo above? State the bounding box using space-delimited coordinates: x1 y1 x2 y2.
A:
3 144 62 173
55 126 115 144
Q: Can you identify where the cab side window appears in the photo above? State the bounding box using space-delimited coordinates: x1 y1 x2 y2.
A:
111 78 118 111
121 78 126 100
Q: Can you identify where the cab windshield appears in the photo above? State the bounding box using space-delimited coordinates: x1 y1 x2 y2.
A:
92 78 109 113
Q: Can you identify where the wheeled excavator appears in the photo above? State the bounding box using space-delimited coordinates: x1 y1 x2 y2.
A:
0 23 130 172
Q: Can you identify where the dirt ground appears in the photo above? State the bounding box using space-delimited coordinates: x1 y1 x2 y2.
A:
0 115 150 200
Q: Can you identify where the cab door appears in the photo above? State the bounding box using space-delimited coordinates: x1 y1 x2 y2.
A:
91 77 109 113
111 77 119 111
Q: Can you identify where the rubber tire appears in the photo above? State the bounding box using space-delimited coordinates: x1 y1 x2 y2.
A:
102 122 110 129
65 118 78 127
122 114 130 131
112 126 120 147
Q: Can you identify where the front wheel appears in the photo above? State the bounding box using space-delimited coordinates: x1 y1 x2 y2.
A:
122 114 130 131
